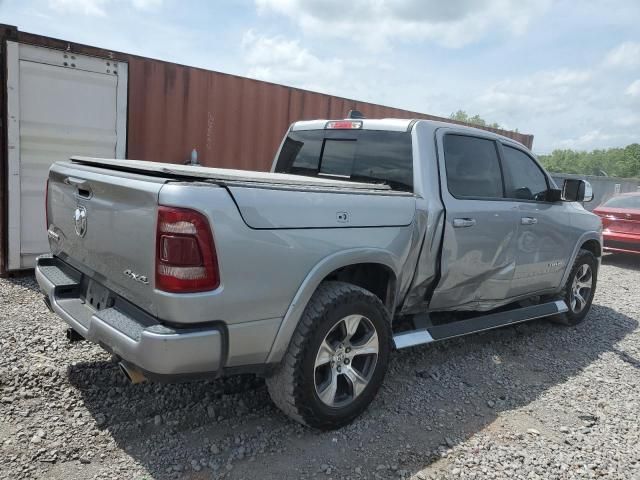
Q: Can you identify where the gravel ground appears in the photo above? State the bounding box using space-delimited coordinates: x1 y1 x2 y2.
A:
1 253 639 480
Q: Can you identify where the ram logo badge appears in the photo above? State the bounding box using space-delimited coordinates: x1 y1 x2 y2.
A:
73 206 87 238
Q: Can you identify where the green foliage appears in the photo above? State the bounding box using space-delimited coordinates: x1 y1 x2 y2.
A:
538 144 640 179
449 110 501 129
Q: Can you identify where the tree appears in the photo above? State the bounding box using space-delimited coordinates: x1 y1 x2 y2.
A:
449 110 502 129
537 144 640 179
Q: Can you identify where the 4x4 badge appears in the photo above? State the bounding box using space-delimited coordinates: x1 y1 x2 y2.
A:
74 206 87 238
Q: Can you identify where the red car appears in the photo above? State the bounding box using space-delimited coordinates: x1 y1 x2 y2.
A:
593 192 640 255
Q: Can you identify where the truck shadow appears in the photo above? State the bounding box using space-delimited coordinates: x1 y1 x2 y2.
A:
602 252 640 271
67 303 637 479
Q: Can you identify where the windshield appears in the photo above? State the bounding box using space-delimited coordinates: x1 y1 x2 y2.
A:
274 129 414 192
602 195 640 209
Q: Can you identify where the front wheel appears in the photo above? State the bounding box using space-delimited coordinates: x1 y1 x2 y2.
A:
266 281 392 429
553 249 598 326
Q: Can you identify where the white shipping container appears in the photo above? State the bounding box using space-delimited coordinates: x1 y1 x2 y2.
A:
6 41 128 270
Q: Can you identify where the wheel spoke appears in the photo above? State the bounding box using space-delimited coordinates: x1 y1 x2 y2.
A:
577 279 592 289
574 291 586 311
315 339 335 368
577 264 587 280
342 315 362 342
578 265 592 283
343 365 369 398
317 370 338 405
350 330 379 357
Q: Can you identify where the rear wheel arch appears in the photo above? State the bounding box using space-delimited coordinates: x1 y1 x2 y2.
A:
320 262 397 314
265 250 400 365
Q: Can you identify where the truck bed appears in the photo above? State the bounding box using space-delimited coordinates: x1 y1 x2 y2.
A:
71 156 399 193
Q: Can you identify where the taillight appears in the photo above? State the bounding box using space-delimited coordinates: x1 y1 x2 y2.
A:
600 215 614 230
45 178 50 229
156 206 219 293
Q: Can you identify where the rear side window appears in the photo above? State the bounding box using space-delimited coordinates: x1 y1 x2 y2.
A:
274 130 413 192
501 145 549 201
443 135 503 199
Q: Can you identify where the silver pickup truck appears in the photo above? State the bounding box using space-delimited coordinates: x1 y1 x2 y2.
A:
37 118 602 429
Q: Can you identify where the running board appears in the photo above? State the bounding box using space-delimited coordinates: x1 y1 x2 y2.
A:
393 300 568 349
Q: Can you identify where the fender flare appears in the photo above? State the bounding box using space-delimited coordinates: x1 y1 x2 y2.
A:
559 231 602 287
265 248 400 364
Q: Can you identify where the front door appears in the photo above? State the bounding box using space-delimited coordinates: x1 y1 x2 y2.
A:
430 131 520 311
498 143 575 295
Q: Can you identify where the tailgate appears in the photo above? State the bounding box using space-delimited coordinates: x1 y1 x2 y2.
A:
47 162 165 315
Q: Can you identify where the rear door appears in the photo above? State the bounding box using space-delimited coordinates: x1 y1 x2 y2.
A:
430 131 520 311
6 42 127 270
499 144 575 295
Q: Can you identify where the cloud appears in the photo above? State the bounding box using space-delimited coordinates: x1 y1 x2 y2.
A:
47 0 162 16
255 0 551 48
131 0 163 9
604 41 640 69
475 69 593 117
48 0 109 16
241 30 345 92
467 59 640 152
626 79 640 97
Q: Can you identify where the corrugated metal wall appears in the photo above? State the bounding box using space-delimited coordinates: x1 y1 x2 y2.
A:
126 57 534 171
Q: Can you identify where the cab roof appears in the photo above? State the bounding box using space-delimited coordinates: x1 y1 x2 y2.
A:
291 118 527 149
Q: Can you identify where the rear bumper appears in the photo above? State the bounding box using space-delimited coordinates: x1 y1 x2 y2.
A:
35 255 224 376
602 231 640 254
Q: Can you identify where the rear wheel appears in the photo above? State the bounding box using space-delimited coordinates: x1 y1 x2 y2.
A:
553 249 598 325
266 281 391 429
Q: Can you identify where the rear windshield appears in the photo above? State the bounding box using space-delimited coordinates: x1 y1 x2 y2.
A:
602 195 640 209
274 129 413 192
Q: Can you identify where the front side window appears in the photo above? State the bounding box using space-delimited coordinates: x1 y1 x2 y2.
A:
501 145 549 201
444 134 504 199
274 130 414 192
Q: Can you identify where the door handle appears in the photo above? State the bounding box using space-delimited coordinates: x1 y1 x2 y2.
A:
453 218 476 228
65 177 92 198
521 217 538 225
65 177 88 188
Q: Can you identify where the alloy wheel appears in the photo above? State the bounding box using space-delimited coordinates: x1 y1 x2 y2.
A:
314 314 379 408
570 263 593 314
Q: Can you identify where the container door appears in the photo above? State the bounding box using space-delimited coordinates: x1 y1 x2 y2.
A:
6 41 128 270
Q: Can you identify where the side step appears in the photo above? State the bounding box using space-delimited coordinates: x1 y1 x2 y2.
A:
393 300 568 349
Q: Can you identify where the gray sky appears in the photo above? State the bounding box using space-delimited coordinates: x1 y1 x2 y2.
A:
2 0 640 153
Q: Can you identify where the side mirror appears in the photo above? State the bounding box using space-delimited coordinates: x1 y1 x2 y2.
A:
562 179 594 202
545 188 562 202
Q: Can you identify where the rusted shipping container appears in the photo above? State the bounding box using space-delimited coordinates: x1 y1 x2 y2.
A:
125 57 533 169
0 24 534 273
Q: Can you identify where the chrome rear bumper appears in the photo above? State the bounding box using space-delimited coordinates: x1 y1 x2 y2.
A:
35 255 223 376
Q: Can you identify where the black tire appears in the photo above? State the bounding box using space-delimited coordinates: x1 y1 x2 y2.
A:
552 249 598 326
266 281 392 430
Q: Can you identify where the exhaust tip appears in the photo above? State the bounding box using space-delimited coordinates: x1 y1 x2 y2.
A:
118 362 147 384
